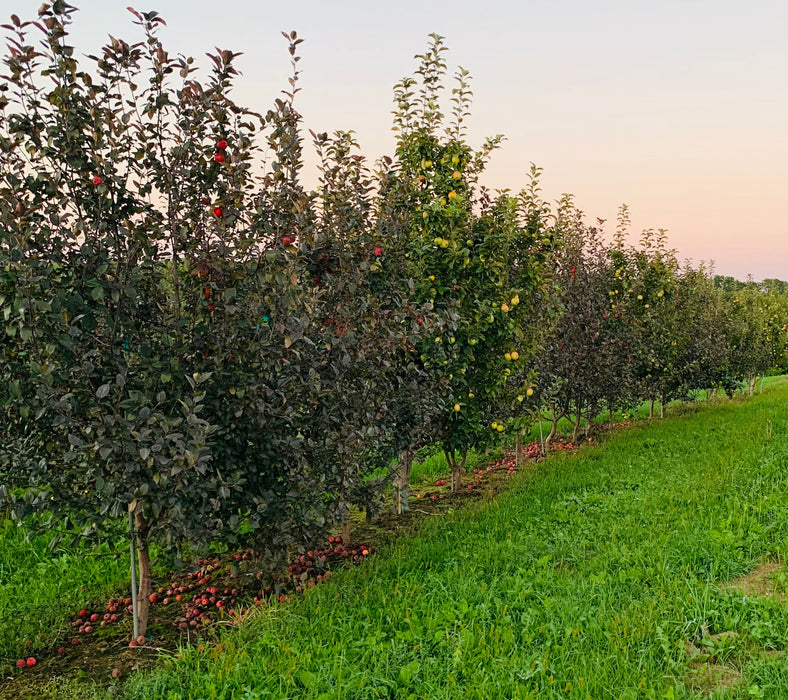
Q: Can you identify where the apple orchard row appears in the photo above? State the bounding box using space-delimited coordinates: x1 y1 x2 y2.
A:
1 5 786 636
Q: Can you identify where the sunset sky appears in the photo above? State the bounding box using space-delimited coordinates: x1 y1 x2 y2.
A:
16 0 788 281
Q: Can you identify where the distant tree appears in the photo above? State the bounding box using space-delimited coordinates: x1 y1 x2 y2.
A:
724 284 774 393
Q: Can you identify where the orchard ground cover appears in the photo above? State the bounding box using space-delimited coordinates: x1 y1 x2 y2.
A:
102 376 788 699
0 522 129 669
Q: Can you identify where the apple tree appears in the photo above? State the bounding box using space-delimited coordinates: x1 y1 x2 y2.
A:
724 283 775 394
531 198 632 444
0 4 428 637
670 262 730 398
0 4 231 635
381 35 555 491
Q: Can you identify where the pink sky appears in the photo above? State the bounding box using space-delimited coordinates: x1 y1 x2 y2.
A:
16 0 788 281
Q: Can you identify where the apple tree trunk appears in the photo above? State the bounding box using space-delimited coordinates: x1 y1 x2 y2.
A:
134 512 153 638
341 519 351 545
571 405 582 444
445 450 466 492
394 448 414 515
545 408 565 448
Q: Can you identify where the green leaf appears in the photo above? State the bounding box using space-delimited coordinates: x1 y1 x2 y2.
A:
398 660 420 687
297 670 317 688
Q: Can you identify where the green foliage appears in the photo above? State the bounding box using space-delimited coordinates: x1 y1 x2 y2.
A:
532 198 788 432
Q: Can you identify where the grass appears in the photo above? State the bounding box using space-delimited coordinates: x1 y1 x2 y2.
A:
0 523 129 665
114 377 788 699
410 446 493 483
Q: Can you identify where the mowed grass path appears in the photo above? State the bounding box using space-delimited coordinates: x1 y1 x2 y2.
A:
124 379 788 700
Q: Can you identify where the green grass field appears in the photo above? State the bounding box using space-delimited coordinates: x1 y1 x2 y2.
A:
3 379 788 698
115 378 788 699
